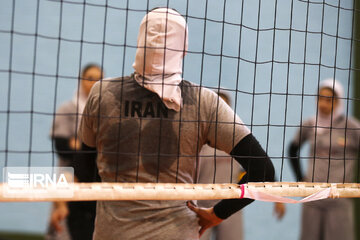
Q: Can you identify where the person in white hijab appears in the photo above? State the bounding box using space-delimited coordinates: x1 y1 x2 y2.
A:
288 78 360 240
47 63 103 240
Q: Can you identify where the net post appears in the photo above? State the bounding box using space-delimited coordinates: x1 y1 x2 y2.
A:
353 1 360 239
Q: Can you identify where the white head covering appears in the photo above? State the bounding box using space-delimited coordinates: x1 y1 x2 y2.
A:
132 8 188 112
315 78 344 130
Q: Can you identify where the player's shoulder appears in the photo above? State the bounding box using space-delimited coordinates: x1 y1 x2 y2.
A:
181 80 217 103
181 80 214 93
90 77 111 92
180 79 198 93
89 76 132 97
93 76 134 90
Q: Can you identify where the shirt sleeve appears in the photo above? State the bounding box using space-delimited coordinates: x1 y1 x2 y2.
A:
291 118 313 147
78 86 99 148
203 89 251 154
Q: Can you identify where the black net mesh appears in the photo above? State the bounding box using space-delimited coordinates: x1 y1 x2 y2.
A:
0 0 359 185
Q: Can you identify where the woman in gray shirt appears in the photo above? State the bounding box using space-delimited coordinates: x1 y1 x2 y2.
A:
289 79 360 240
79 8 275 240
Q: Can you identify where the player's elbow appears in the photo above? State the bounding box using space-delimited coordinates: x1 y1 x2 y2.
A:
232 134 275 183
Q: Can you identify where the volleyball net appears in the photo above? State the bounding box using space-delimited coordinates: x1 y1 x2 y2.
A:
0 0 359 202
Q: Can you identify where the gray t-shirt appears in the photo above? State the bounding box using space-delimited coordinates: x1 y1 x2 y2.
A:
293 116 360 183
79 75 250 240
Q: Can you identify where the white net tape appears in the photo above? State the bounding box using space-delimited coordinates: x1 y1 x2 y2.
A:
0 182 359 202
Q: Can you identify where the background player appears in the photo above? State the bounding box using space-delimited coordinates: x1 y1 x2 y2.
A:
288 79 360 240
47 64 102 240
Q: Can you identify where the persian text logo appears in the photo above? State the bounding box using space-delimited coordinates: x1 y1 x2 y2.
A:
3 167 74 198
